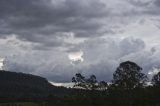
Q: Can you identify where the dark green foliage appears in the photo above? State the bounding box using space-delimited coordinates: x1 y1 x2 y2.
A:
72 73 85 83
72 73 87 89
72 73 98 90
112 61 147 89
98 81 108 90
46 86 160 106
152 71 160 86
0 71 51 101
86 75 97 90
72 73 108 91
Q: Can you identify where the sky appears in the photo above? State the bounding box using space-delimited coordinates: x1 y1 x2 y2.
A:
0 0 160 83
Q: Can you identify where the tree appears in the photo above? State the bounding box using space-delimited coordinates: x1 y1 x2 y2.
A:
72 73 87 89
98 81 108 90
152 71 160 86
112 61 147 89
87 75 97 90
72 73 98 90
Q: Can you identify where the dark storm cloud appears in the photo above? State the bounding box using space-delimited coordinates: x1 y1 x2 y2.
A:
0 0 108 47
127 0 152 7
154 0 160 7
127 0 160 16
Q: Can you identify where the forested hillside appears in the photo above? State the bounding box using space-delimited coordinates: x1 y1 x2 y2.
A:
0 71 70 102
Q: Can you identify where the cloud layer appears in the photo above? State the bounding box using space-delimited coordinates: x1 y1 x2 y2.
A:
0 0 160 82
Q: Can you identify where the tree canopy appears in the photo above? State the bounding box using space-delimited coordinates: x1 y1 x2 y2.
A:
152 71 160 86
112 61 147 89
72 73 108 90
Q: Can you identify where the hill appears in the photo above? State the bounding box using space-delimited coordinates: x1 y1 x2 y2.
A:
0 70 70 102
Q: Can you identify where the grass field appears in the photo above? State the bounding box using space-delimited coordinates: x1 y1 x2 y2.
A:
0 102 45 106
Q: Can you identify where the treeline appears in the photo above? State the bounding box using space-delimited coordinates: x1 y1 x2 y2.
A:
1 61 160 106
46 61 160 106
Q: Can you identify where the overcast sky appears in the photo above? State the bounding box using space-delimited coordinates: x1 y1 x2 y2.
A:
0 0 160 82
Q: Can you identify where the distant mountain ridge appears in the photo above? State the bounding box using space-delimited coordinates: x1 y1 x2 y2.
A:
0 70 70 102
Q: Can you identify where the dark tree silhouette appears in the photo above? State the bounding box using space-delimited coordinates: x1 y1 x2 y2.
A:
87 75 97 90
72 73 85 83
152 71 160 86
72 73 87 89
112 61 147 89
72 73 98 90
98 81 108 90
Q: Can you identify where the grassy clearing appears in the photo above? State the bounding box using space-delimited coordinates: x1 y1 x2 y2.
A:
0 102 45 106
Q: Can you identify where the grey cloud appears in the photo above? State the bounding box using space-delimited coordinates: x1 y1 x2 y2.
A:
127 0 153 7
138 0 160 15
154 0 160 7
76 37 145 62
0 0 108 48
2 36 159 82
123 0 160 17
119 37 145 56
0 0 150 49
42 37 146 82
0 0 160 83
120 47 160 79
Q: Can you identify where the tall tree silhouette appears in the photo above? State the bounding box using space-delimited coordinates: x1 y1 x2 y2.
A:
87 75 97 90
112 61 147 89
152 71 160 86
72 73 87 89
